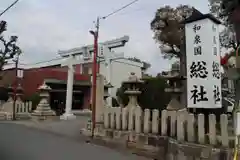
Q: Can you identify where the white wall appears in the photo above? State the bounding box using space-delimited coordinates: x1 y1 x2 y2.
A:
99 58 143 98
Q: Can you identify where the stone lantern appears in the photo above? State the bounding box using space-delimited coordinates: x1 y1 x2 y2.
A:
7 85 13 102
164 63 184 97
162 63 185 110
32 82 56 120
16 84 23 101
123 72 143 109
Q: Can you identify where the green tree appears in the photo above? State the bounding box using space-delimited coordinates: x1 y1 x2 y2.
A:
116 76 170 111
128 57 151 71
150 5 193 59
0 86 8 101
209 0 239 49
0 21 21 71
25 93 41 111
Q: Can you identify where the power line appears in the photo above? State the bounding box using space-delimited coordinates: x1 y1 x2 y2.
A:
102 0 140 20
92 0 141 39
0 0 19 17
111 6 153 18
24 56 63 65
4 56 63 67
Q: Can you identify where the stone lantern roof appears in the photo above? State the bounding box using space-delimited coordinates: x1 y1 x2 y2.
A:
7 85 13 93
16 84 23 93
103 77 113 88
38 82 51 91
183 8 221 24
123 72 144 84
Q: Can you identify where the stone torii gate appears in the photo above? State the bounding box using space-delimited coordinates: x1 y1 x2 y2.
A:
99 46 124 106
59 36 129 120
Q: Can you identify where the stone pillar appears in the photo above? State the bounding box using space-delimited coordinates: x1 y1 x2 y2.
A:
209 114 216 145
95 74 105 123
152 109 159 134
198 114 205 144
115 107 121 130
170 111 177 137
32 82 56 120
61 56 76 120
16 84 23 102
161 110 168 136
177 111 185 141
143 109 150 133
220 114 229 147
135 106 142 133
187 114 195 142
122 107 128 130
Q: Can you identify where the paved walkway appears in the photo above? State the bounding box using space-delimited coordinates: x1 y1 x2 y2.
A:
3 116 90 139
0 123 150 160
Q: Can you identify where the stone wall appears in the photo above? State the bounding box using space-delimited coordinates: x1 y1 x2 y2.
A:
93 107 235 159
83 72 235 159
95 130 232 159
103 107 232 147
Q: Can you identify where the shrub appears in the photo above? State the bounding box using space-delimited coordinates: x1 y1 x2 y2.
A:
25 93 41 111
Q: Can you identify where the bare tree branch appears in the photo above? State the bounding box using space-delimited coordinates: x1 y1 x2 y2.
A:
0 21 7 35
0 21 21 72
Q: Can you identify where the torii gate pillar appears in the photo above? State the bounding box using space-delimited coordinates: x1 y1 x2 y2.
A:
60 55 76 120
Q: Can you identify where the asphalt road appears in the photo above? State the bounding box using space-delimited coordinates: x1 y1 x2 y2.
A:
0 123 149 160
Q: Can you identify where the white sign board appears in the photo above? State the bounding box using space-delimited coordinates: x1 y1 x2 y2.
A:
185 18 222 108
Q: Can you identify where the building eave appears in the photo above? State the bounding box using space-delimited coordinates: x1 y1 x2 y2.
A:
44 78 91 86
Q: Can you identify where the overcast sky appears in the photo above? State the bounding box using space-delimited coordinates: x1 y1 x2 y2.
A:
0 0 210 75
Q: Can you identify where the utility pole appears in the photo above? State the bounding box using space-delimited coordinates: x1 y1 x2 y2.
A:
12 54 19 121
90 17 100 138
88 0 140 138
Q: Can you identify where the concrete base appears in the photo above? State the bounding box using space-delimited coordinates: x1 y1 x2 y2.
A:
31 104 57 121
72 109 92 117
31 115 58 121
60 112 76 120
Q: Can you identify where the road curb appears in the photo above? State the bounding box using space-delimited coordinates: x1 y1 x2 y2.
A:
83 136 155 159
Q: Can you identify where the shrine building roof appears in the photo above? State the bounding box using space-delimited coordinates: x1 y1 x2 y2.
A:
183 8 221 25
